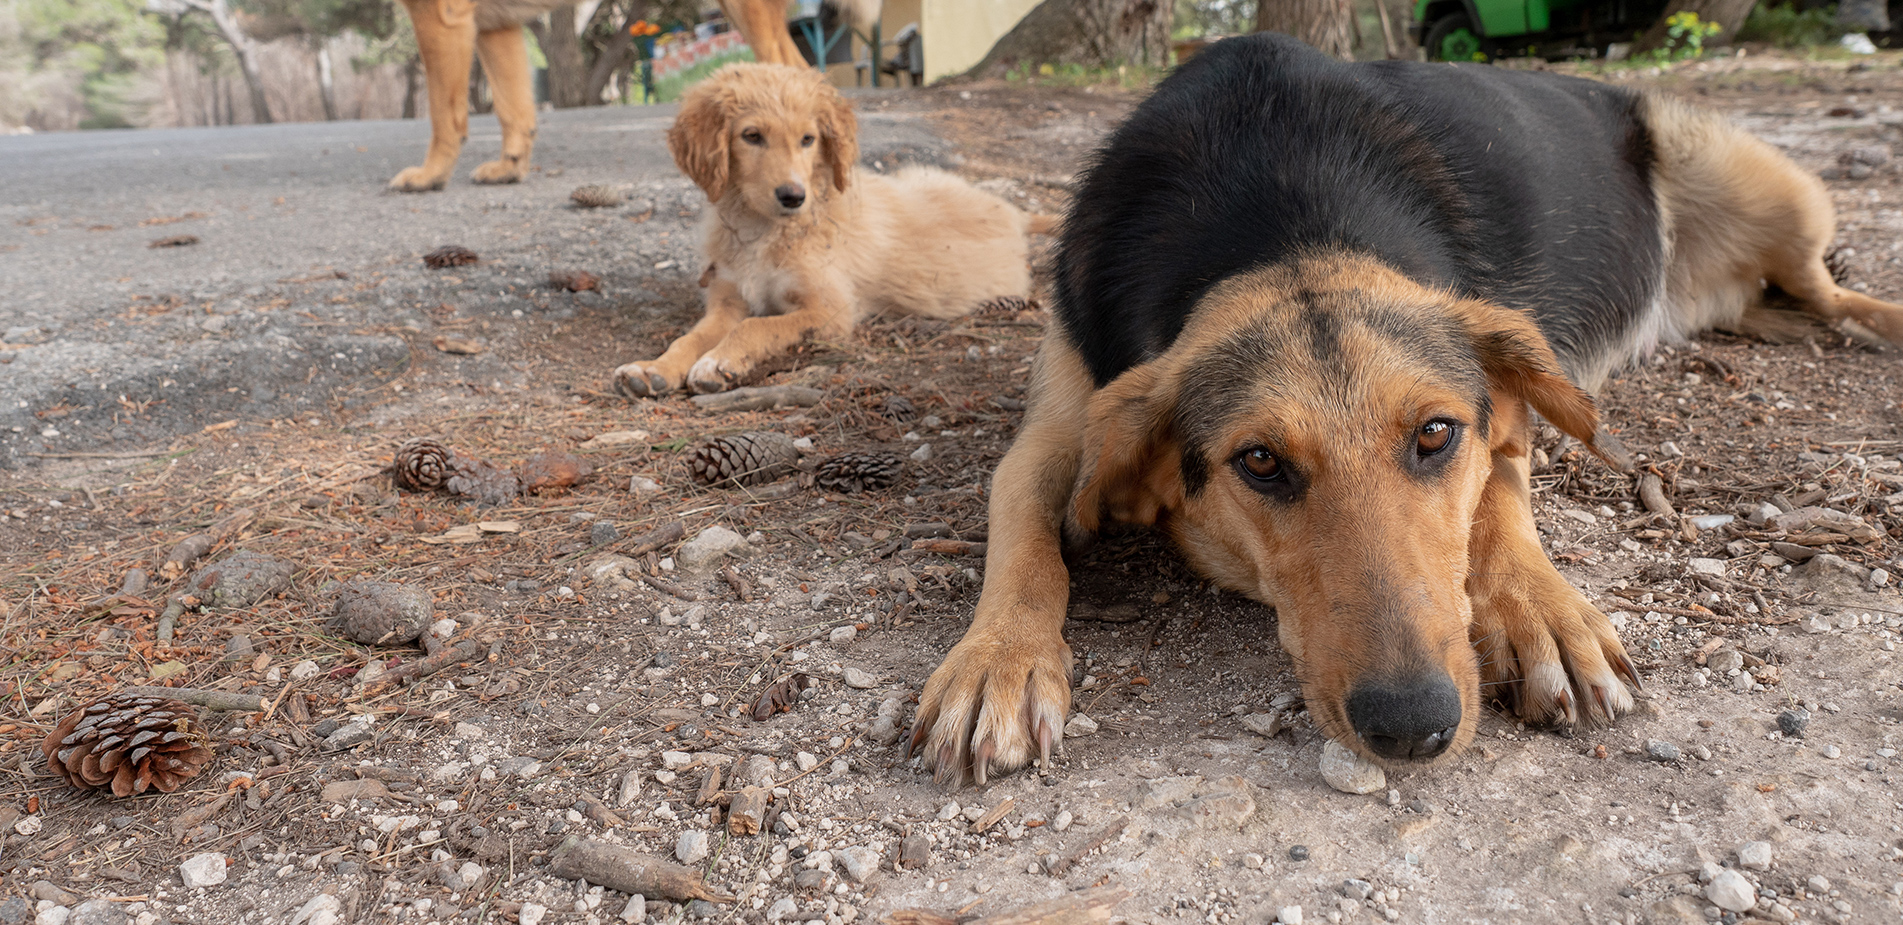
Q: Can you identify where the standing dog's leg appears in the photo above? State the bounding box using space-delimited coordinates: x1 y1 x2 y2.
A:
613 278 750 397
472 25 537 185
391 0 478 192
683 286 854 393
719 0 808 67
1466 398 1639 726
910 340 1093 785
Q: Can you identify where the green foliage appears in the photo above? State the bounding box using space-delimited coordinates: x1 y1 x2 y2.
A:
4 0 166 127
1172 0 1252 40
1630 9 1722 64
1736 2 1847 47
1002 60 1167 89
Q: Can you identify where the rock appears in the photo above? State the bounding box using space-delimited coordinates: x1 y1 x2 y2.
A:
676 830 710 864
937 801 961 822
1239 713 1282 737
330 580 435 645
842 666 877 689
65 901 123 925
1646 896 1708 924
1178 778 1256 828
1065 713 1099 737
829 625 857 645
1793 554 1873 597
518 903 548 925
795 751 819 772
1289 845 1310 861
619 894 647 924
1707 650 1744 674
1706 869 1756 912
900 832 932 869
0 897 27 925
1802 613 1834 634
677 526 748 571
27 885 73 906
179 852 228 888
1807 875 1831 893
187 551 295 610
290 659 321 680
1778 708 1810 737
287 894 342 925
1053 810 1073 832
1763 901 1796 922
1688 558 1727 578
767 898 798 922
838 846 880 883
1276 906 1304 925
589 522 620 546
320 779 392 803
1738 841 1773 871
739 754 777 786
661 750 696 770
617 769 644 807
1319 740 1386 794
1644 739 1681 762
1771 506 1882 544
32 908 68 925
1341 880 1374 900
578 430 650 450
909 443 932 463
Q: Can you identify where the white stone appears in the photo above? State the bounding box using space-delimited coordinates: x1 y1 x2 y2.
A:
842 666 877 689
909 443 933 462
518 903 547 925
289 659 321 681
619 894 646 924
13 815 40 836
1688 558 1728 578
1053 810 1073 832
179 853 228 888
796 751 820 772
937 801 961 822
838 846 880 883
34 908 69 925
1065 713 1099 737
1738 840 1773 871
677 526 748 571
767 898 799 922
830 625 857 645
676 830 711 864
1276 906 1304 925
661 750 695 770
1706 870 1756 912
1319 740 1386 794
1240 713 1282 737
288 894 342 925
455 862 485 891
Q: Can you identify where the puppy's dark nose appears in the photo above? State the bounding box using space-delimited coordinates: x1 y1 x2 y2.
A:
1346 674 1462 761
774 184 806 209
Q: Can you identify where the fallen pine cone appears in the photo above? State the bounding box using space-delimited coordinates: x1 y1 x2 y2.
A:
814 451 904 493
423 245 479 269
879 394 916 422
686 432 799 488
549 269 599 292
391 438 520 504
569 184 624 208
751 673 812 721
42 694 213 797
393 438 452 492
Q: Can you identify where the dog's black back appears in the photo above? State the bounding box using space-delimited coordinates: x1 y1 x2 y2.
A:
1055 33 1662 387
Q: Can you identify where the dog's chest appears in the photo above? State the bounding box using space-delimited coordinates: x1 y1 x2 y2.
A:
725 260 802 317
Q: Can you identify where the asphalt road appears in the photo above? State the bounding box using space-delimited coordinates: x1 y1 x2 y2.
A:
0 97 946 469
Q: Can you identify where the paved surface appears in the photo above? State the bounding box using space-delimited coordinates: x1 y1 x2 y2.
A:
0 98 946 469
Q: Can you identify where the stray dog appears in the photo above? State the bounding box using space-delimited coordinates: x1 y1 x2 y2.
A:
387 0 877 192
910 33 1903 784
613 64 1049 396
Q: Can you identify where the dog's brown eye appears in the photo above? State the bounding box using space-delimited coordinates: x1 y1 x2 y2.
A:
1417 421 1454 456
741 129 764 145
800 134 816 148
1238 448 1281 481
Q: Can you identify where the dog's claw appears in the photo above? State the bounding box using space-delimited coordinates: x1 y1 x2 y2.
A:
973 739 995 786
1036 716 1055 768
1615 654 1644 692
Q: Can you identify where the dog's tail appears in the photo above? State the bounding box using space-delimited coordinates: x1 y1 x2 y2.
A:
1027 213 1061 236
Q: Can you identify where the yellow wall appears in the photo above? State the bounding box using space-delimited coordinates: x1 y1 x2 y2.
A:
921 0 1041 83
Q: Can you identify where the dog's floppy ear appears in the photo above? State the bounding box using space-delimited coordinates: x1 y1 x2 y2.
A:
1453 299 1601 451
1071 363 1185 534
668 79 730 200
817 85 858 193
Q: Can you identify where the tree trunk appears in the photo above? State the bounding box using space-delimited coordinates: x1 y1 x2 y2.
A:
316 38 338 121
1631 0 1757 53
183 0 273 123
584 0 642 104
961 0 1170 79
1837 0 1889 31
403 53 420 119
1254 0 1356 59
542 7 589 108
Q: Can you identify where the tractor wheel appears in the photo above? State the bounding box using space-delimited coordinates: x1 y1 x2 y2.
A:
1424 13 1486 62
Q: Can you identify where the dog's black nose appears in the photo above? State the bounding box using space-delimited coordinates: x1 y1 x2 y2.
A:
1346 675 1462 761
775 184 806 209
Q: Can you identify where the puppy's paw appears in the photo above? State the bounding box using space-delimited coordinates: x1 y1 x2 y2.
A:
686 355 743 394
909 629 1073 786
612 362 677 399
389 166 448 193
1469 568 1640 727
470 158 526 185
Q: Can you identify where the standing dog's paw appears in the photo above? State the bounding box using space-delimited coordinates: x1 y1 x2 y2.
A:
470 158 526 185
1469 569 1641 727
909 629 1073 786
612 362 676 399
389 166 448 193
687 355 742 394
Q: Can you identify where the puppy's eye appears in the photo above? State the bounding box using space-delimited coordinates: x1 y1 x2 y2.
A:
800 134 816 148
740 129 764 145
1236 448 1282 482
1416 420 1456 457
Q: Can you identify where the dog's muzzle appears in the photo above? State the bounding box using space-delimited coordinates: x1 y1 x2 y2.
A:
1346 674 1461 761
775 183 806 210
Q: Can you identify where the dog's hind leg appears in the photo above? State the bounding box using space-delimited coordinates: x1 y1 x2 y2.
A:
390 0 477 192
613 277 750 398
910 337 1092 785
471 26 537 185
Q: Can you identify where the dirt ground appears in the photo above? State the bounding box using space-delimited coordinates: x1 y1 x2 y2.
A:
4 48 1903 925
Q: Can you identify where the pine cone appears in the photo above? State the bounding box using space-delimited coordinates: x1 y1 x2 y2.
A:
977 295 1037 315
549 269 599 292
423 246 479 269
42 694 213 797
879 394 917 423
392 438 451 492
445 453 521 505
570 184 624 209
686 432 800 488
814 451 904 493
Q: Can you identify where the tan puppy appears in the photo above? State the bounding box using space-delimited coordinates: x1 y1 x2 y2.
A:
614 64 1049 396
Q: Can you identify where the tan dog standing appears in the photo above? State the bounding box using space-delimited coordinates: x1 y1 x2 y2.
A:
614 64 1049 397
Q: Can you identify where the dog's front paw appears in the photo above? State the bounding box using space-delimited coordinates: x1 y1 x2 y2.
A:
910 629 1073 786
1469 568 1641 727
686 355 744 394
470 158 526 185
389 166 449 192
612 362 677 399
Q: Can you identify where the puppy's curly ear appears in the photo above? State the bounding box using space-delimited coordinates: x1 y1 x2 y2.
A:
668 79 730 200
817 85 858 193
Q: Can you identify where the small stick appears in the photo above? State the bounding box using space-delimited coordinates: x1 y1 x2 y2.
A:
720 567 751 602
155 595 187 645
120 685 266 712
623 521 686 556
688 385 823 414
969 796 1015 834
1637 472 1674 517
642 575 702 601
547 836 735 902
356 637 487 698
159 534 213 581
1044 821 1127 877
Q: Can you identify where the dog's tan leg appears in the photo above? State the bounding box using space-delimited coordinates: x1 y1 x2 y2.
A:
683 288 853 394
720 0 807 67
612 278 749 398
1467 397 1639 726
910 339 1092 785
391 0 477 192
471 26 536 185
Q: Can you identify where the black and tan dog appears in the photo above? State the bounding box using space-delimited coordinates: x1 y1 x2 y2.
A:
910 33 1903 784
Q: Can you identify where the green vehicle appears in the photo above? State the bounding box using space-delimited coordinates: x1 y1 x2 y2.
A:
1412 0 1673 61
